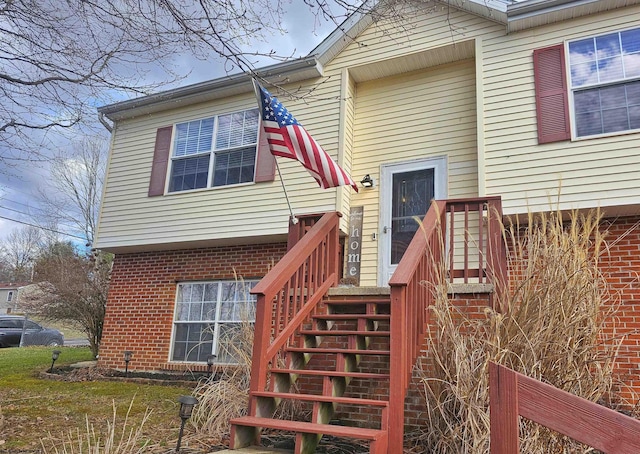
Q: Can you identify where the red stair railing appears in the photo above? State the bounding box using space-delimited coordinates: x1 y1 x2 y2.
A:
248 211 342 415
490 362 640 453
388 197 506 453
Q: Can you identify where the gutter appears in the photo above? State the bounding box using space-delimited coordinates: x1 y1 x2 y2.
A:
98 56 323 121
507 0 598 18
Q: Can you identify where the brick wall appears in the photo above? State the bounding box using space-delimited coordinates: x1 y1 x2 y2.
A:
599 216 640 404
498 214 640 406
98 242 287 371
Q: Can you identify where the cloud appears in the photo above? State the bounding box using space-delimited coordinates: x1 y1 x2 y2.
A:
0 4 341 243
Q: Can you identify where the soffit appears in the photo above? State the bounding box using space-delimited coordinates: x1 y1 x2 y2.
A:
348 40 475 83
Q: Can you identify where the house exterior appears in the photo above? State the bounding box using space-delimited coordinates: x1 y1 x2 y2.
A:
96 0 640 415
0 282 27 314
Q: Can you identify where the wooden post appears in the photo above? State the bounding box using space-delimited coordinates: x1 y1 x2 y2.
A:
486 198 507 311
388 285 407 453
489 362 520 454
248 292 271 415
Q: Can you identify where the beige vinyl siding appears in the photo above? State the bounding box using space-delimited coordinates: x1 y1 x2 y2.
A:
328 3 501 72
96 84 347 251
482 5 640 215
349 61 478 286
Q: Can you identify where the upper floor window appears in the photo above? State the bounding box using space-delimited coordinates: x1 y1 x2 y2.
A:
568 28 640 137
6 291 13 303
169 109 259 192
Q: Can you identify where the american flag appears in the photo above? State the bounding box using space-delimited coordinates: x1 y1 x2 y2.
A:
254 82 358 192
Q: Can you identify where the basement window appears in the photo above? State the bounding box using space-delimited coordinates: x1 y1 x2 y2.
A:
170 280 258 364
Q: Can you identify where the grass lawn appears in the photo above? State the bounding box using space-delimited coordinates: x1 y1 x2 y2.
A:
0 347 215 453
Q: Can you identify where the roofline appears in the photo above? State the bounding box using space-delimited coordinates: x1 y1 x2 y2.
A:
98 56 323 120
308 0 378 65
507 0 596 18
505 0 640 32
97 0 631 120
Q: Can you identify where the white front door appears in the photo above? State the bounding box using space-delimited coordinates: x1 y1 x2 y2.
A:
379 157 447 285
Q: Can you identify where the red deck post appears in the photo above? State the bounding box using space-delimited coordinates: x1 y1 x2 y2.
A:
489 362 520 454
388 284 407 453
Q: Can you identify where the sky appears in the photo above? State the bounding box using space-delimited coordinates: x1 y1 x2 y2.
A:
0 2 343 244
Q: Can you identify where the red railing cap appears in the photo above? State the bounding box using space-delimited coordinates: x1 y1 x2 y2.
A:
251 211 341 296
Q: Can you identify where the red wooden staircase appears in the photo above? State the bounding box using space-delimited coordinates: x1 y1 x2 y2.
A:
230 198 506 453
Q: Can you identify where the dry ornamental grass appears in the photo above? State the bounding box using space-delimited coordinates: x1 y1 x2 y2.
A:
412 209 626 453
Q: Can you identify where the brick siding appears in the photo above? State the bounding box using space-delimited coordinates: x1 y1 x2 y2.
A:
98 242 287 371
600 216 640 404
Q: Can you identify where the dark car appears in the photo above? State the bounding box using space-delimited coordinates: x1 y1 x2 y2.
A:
0 315 64 347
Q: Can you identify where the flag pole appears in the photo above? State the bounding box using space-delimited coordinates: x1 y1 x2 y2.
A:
274 159 297 224
252 78 297 224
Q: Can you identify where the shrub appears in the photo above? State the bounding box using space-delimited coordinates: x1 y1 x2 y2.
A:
413 209 622 453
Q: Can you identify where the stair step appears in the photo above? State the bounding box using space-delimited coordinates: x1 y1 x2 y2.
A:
300 329 390 337
287 347 390 356
312 314 390 321
324 298 390 305
272 368 389 379
252 391 389 407
231 416 387 441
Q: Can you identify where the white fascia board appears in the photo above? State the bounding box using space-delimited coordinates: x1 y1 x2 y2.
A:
99 57 323 121
507 0 640 32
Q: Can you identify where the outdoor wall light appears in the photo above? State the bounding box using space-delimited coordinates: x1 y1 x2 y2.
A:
123 351 133 377
206 354 216 376
360 174 374 188
50 350 61 373
176 395 199 452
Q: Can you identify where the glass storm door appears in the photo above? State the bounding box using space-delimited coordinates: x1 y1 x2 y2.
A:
379 157 446 285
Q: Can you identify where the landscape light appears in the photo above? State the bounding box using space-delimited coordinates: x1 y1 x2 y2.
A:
206 354 216 376
49 350 61 373
175 395 198 452
123 351 133 377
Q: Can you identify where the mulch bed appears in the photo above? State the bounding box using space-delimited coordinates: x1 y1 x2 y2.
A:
40 366 208 387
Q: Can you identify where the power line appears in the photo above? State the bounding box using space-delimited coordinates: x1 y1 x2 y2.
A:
0 205 37 217
1 197 48 213
0 214 86 240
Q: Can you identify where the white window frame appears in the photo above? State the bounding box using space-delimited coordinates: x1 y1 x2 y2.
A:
6 291 13 303
169 279 259 364
167 108 260 193
566 26 640 140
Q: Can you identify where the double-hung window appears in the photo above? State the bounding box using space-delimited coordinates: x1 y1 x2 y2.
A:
568 28 640 138
169 109 259 192
171 280 258 364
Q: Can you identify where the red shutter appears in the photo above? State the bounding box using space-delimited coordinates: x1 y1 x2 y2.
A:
148 126 173 197
254 125 275 183
533 44 571 144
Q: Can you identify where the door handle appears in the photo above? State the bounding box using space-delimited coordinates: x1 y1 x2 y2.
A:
383 226 391 233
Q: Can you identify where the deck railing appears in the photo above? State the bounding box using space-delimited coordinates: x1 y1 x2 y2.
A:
387 197 506 453
445 197 506 289
248 211 341 412
490 362 640 453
